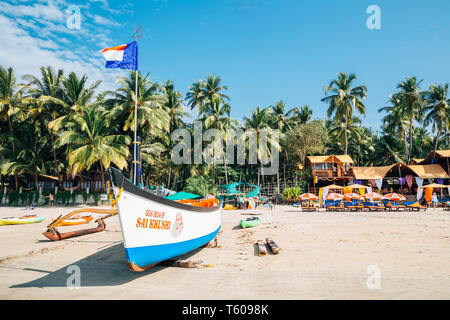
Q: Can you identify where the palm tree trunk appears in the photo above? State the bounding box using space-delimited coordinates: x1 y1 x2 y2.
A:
403 129 409 162
434 128 441 159
223 153 228 185
49 129 62 188
99 161 105 192
7 115 18 191
408 117 413 163
34 173 39 191
167 167 171 189
344 107 349 155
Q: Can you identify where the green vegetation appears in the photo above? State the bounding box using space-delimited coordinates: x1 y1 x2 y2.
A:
282 187 303 203
184 175 217 198
1 64 449 198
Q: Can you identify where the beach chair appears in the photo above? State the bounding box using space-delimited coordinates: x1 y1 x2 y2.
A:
324 200 334 211
326 200 343 212
405 201 427 211
363 201 381 211
443 201 450 211
386 201 406 211
345 201 363 211
301 201 318 212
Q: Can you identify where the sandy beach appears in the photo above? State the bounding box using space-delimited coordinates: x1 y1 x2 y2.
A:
0 204 449 300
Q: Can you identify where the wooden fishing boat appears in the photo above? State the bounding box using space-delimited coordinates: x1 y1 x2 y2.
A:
0 215 44 225
52 215 93 226
108 167 222 271
240 216 261 228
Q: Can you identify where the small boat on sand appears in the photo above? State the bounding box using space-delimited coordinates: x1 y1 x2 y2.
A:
52 215 93 226
0 215 44 226
108 167 222 271
240 216 261 228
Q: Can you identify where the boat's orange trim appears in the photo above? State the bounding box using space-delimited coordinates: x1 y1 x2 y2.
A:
53 216 93 226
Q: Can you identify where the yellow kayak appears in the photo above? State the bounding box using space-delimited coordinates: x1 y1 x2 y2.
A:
0 215 45 225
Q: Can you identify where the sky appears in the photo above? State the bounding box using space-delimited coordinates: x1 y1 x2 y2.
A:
1 0 450 133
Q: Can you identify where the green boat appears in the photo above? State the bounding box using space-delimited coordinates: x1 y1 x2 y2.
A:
240 216 261 228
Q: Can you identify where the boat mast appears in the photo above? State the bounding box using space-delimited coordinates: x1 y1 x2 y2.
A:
132 26 143 186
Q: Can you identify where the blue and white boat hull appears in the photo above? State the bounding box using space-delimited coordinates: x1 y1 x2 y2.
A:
109 168 221 271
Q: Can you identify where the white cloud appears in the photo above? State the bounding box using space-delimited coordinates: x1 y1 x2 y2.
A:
0 1 65 22
0 14 120 93
92 14 121 26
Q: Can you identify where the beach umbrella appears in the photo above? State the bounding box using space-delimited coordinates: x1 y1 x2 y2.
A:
323 184 343 189
298 193 318 200
325 193 344 200
383 193 406 201
346 184 369 189
364 192 383 201
418 183 447 189
343 193 364 200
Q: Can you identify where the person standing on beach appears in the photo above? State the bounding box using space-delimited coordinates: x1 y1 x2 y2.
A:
45 193 54 207
431 192 438 209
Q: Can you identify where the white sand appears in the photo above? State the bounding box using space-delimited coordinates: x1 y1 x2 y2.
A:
0 205 449 299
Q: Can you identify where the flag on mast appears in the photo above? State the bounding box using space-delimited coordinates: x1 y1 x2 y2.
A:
100 41 137 70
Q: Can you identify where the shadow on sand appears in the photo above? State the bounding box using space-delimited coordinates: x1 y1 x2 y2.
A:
10 242 202 289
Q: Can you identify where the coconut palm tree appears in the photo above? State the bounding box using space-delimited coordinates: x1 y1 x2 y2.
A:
199 95 238 184
423 83 450 156
186 74 229 114
395 77 424 163
104 71 170 136
379 97 410 162
21 66 67 188
162 80 189 132
0 66 25 190
1 123 51 190
56 106 131 190
321 72 367 155
244 106 280 186
186 80 205 110
103 71 170 179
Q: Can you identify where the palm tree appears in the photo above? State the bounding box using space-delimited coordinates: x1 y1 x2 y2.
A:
186 80 205 110
199 95 238 184
269 100 301 189
244 106 280 186
56 106 131 190
1 123 51 190
296 105 313 124
162 80 189 132
0 66 24 190
21 66 66 188
104 71 169 136
379 96 410 162
423 83 450 156
321 72 367 155
395 77 424 163
103 71 170 179
186 74 229 114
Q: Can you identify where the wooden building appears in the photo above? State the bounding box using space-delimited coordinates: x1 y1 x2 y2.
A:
304 155 354 193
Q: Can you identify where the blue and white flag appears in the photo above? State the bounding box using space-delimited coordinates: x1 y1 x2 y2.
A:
101 41 137 70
